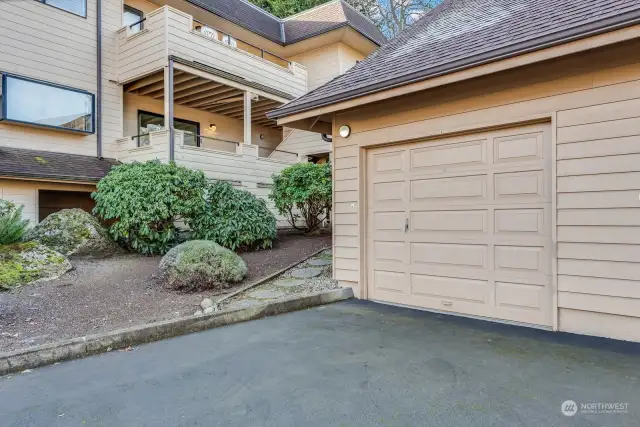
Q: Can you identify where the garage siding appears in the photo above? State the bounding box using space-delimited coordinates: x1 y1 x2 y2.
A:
331 40 640 340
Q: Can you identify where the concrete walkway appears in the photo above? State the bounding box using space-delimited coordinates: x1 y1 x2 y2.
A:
1 300 639 426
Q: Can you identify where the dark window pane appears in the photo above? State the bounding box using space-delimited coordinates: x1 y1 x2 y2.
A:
138 111 199 147
4 75 93 133
44 0 86 17
124 6 143 32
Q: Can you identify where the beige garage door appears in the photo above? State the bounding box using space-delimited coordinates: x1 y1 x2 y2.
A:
367 123 553 327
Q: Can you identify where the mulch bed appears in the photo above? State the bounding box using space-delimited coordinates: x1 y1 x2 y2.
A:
0 232 331 353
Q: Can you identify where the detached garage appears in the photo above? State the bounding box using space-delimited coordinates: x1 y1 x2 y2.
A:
270 0 640 342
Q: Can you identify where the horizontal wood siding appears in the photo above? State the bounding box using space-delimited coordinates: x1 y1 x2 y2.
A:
275 129 330 156
0 0 122 157
291 44 340 91
331 39 640 340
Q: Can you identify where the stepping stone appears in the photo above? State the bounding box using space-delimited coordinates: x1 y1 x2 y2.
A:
291 267 323 279
248 289 286 300
273 278 305 288
307 258 332 266
227 299 261 310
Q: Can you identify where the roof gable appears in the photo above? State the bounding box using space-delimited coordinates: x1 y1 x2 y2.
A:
270 0 640 118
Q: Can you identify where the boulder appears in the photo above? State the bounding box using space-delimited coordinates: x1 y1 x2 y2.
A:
25 209 120 257
159 240 247 292
0 242 72 290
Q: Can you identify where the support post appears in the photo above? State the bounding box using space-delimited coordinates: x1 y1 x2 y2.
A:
243 91 253 145
164 58 175 161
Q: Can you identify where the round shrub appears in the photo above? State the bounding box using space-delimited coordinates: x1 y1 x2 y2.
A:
25 209 120 257
269 162 331 233
0 200 29 245
92 161 208 255
189 181 277 251
159 240 247 292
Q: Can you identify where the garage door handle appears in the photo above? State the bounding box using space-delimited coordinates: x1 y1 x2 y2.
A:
405 218 409 233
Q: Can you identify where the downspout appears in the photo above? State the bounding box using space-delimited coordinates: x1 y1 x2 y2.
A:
168 57 175 162
96 0 102 158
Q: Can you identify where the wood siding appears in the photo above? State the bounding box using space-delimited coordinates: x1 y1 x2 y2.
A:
331 39 640 341
117 7 307 98
0 0 122 158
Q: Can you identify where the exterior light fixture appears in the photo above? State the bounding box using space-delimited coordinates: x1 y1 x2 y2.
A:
339 125 351 138
259 133 264 140
209 123 217 132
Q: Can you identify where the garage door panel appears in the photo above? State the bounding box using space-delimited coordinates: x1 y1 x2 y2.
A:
494 169 545 201
411 174 487 203
410 139 486 171
372 150 406 175
411 210 487 233
373 270 409 293
494 131 544 164
411 243 487 269
367 123 552 327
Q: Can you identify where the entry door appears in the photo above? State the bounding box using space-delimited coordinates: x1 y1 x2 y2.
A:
366 124 553 327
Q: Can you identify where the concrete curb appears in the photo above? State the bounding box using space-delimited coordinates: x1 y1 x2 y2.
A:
0 287 353 376
214 245 331 309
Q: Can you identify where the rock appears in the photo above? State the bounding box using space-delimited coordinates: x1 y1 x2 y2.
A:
200 298 214 310
0 242 72 290
248 289 286 300
203 306 215 315
159 240 247 292
193 310 203 316
291 267 323 279
307 258 332 266
25 209 120 257
272 279 305 288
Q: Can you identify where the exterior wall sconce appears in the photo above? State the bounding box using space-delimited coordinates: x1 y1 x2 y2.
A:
259 133 264 140
339 125 351 138
209 123 217 132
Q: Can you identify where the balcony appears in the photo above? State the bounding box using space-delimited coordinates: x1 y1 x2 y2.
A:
115 130 300 187
116 6 308 100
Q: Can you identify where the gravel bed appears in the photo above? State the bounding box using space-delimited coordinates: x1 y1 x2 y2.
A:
219 249 339 310
0 232 331 353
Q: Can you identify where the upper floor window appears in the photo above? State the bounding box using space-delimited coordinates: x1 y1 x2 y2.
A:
123 5 144 33
0 74 94 134
222 34 237 48
39 0 87 17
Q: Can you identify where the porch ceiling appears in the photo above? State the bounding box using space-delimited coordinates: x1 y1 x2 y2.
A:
123 71 284 129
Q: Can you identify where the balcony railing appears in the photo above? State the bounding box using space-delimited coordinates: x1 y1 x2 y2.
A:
117 6 308 98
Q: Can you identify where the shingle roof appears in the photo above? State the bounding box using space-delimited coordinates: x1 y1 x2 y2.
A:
0 147 119 183
269 0 640 119
185 0 385 46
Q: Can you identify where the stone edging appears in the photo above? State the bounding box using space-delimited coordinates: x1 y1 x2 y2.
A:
213 245 331 309
0 287 353 376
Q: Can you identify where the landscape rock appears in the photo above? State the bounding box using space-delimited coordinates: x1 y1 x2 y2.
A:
193 310 203 316
291 267 323 279
0 242 72 291
25 209 120 257
159 240 247 292
203 306 215 315
200 298 214 310
307 258 332 266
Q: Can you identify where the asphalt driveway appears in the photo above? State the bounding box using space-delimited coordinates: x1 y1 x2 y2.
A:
1 300 639 426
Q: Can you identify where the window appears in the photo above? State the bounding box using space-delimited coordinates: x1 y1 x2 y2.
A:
123 5 144 33
137 111 200 147
40 0 87 17
0 74 94 133
222 34 237 48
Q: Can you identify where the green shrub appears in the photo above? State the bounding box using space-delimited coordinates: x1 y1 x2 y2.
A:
159 240 247 292
92 161 208 255
269 162 331 233
189 181 276 251
0 200 30 245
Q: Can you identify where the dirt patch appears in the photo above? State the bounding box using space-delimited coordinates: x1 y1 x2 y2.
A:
0 232 331 353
